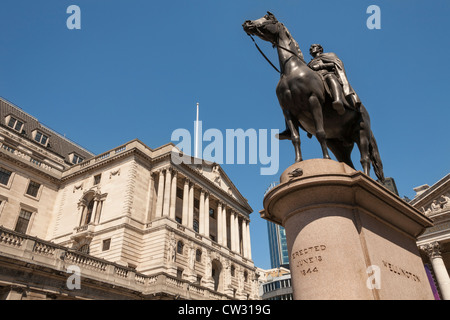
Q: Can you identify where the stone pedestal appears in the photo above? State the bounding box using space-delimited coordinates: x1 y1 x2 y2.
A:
261 159 434 300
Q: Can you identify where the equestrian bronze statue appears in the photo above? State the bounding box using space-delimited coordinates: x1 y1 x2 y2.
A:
243 12 384 182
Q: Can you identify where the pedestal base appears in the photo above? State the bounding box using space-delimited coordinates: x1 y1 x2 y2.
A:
261 159 434 300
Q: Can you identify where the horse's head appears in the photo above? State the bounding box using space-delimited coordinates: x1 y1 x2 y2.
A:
242 12 280 44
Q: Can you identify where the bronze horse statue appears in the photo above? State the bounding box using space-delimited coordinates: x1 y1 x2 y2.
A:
243 12 384 182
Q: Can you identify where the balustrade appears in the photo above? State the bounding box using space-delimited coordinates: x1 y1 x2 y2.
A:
0 226 234 299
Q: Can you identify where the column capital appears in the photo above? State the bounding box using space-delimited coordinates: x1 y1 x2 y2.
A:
420 241 442 259
154 168 165 175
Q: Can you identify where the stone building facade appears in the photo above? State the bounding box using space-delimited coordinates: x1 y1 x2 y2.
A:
411 174 450 300
0 97 258 300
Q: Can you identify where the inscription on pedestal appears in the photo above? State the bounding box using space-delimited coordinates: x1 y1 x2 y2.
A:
381 260 421 282
291 245 326 276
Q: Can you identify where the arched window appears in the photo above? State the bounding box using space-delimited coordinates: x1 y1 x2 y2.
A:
78 189 106 227
211 259 222 292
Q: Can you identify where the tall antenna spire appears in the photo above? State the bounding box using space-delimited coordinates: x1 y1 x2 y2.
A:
195 102 199 158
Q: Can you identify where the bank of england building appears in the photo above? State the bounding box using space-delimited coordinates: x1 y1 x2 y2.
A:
0 97 258 300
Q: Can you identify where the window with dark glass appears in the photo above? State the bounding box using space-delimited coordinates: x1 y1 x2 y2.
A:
193 219 199 232
177 240 184 254
0 168 12 185
34 131 48 145
209 208 215 218
102 239 111 251
84 199 94 225
72 154 83 164
7 116 24 132
196 249 202 262
176 187 183 199
94 174 101 185
14 209 32 234
26 181 41 197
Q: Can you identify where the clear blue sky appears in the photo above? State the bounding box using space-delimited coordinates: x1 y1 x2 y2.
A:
1 0 449 270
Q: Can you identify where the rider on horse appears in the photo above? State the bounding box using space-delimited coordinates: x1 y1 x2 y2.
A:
278 44 362 140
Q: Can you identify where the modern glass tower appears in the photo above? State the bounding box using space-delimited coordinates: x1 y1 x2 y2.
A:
267 221 289 268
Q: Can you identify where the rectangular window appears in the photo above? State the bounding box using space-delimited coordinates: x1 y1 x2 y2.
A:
14 209 32 234
94 174 101 185
176 187 183 199
72 154 83 164
26 181 41 197
102 239 111 251
34 131 48 145
0 168 12 185
7 116 24 132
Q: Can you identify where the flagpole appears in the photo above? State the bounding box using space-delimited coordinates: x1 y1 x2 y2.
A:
195 102 199 158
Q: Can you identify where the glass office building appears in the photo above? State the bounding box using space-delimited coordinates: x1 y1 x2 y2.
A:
267 221 289 268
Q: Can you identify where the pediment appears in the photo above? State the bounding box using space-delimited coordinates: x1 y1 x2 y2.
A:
186 162 246 206
421 192 450 218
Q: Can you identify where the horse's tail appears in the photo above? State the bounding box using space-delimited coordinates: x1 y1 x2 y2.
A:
369 131 385 182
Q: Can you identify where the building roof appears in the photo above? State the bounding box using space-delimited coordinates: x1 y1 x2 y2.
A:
410 174 450 208
0 97 95 164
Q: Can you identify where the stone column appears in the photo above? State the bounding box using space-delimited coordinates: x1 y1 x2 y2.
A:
188 182 194 229
204 193 210 238
234 213 240 253
94 199 103 224
169 170 177 220
199 190 205 235
146 173 155 222
91 199 99 223
182 178 189 226
155 170 164 218
246 219 252 259
230 211 237 252
162 168 172 217
77 199 87 226
217 202 223 245
241 218 248 257
421 242 450 300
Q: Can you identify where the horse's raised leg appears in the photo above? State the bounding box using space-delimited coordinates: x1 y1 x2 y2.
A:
283 109 302 162
309 95 331 160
